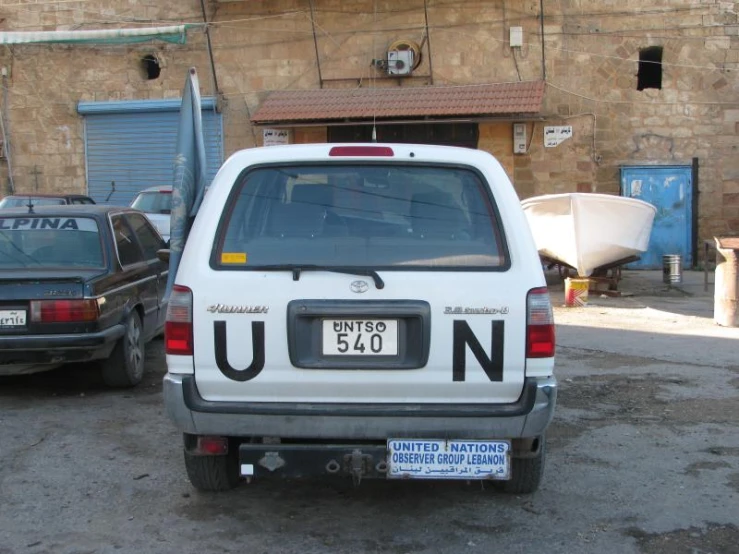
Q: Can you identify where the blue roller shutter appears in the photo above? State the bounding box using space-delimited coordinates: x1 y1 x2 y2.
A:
79 98 223 206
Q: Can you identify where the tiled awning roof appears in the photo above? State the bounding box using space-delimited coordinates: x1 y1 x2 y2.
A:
250 81 545 124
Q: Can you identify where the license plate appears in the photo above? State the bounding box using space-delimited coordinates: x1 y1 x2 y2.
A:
0 309 26 329
387 439 510 480
322 319 398 356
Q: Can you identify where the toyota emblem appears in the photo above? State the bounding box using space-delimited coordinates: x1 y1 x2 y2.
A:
350 280 369 293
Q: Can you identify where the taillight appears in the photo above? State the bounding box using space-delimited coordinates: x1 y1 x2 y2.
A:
526 287 555 358
194 436 228 455
165 284 193 355
30 299 99 323
329 146 394 157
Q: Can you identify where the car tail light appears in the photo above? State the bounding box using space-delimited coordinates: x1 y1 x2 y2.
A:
329 146 394 157
30 299 99 323
165 285 193 356
194 436 229 455
526 287 555 358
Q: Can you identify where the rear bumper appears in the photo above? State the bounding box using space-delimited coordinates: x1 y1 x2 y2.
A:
163 374 557 440
0 325 125 371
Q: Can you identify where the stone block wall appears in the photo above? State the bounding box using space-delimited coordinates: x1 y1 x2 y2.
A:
0 0 736 249
0 1 208 196
539 1 739 248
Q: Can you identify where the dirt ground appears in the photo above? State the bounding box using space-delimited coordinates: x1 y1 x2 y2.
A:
0 270 737 554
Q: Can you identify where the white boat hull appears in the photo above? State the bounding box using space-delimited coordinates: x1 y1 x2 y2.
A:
521 193 657 277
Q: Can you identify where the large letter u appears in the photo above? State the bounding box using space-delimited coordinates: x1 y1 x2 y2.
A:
214 321 265 382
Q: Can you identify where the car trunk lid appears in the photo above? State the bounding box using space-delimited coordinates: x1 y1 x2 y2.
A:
0 271 102 335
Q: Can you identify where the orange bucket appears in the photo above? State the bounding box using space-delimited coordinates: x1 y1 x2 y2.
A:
565 277 589 307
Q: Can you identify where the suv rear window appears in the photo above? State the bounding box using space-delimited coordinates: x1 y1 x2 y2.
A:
0 216 104 269
0 197 66 209
131 191 172 214
215 164 507 269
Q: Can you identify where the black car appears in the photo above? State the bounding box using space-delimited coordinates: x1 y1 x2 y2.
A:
0 193 96 209
0 205 168 387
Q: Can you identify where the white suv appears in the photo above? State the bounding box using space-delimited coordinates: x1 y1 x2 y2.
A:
163 143 556 493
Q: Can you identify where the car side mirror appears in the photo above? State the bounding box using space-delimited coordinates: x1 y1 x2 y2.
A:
156 249 170 264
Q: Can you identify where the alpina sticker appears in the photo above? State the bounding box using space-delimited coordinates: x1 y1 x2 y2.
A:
221 252 247 264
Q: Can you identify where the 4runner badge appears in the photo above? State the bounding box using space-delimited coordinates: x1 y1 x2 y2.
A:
207 304 269 314
350 280 369 293
444 306 509 315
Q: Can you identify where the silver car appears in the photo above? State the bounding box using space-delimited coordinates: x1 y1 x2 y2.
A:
130 186 171 242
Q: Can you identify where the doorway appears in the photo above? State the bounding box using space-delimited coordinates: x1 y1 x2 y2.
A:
620 165 693 269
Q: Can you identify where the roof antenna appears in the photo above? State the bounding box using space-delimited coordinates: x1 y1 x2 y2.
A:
371 0 378 144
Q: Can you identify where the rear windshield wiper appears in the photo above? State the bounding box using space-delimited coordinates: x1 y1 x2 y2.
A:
257 264 385 289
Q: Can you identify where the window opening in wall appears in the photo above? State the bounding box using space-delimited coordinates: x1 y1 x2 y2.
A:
328 123 478 149
142 55 161 80
637 46 662 91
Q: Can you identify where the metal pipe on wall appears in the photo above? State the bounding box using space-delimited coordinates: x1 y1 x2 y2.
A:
423 0 434 84
692 157 699 267
309 0 324 88
0 70 14 194
200 0 221 107
539 0 546 80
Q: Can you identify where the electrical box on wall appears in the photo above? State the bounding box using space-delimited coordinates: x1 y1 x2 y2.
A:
513 123 527 154
509 26 523 48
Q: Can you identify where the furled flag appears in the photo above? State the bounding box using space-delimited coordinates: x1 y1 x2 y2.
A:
163 67 208 301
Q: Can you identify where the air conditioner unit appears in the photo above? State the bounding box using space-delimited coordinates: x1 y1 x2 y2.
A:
387 49 414 76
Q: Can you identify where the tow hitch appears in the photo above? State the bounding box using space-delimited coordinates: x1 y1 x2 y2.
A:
239 443 388 482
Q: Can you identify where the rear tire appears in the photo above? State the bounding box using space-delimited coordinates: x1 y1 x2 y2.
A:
102 311 144 388
184 438 240 492
498 436 546 494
